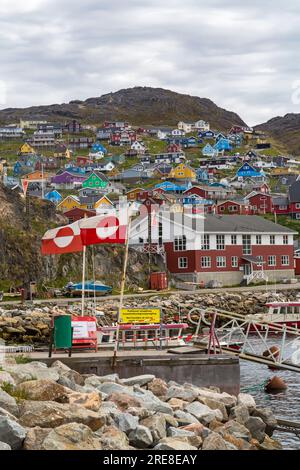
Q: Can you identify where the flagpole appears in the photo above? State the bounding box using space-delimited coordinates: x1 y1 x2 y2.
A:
112 210 131 368
81 245 86 317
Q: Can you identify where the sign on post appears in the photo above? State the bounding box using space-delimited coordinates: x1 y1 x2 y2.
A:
120 308 161 324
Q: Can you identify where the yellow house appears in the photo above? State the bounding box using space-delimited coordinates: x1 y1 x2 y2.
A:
57 195 81 212
271 167 298 176
126 188 144 201
168 163 196 180
94 196 114 210
20 143 35 154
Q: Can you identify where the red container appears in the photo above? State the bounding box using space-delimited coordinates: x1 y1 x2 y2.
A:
150 272 168 291
295 257 300 275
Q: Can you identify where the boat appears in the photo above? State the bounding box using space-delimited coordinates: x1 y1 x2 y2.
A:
246 301 300 331
62 280 112 297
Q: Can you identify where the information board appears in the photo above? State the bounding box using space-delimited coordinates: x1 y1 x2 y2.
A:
120 308 161 324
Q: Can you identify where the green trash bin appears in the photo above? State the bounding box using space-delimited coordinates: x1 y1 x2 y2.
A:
49 315 73 357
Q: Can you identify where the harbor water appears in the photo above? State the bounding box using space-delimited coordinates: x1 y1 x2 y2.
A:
240 337 300 450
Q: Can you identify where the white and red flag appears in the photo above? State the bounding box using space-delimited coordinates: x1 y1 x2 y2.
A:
79 215 127 246
41 221 83 255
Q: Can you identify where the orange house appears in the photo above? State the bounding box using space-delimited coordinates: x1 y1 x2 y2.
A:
23 170 50 181
126 187 145 201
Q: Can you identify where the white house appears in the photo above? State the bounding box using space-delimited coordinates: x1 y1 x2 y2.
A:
194 120 210 131
177 122 192 133
131 140 146 154
171 129 186 137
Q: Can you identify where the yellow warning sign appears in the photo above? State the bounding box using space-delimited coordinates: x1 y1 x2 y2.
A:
120 308 161 324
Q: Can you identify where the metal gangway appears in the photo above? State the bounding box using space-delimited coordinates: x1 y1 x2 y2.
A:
187 307 300 373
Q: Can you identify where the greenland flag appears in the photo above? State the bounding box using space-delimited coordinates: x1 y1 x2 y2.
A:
41 221 83 255
79 215 127 245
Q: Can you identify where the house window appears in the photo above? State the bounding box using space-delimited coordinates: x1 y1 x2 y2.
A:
219 206 225 212
256 235 262 245
270 235 275 245
283 235 288 245
201 256 211 268
229 205 237 212
174 236 187 251
201 234 210 250
296 203 300 209
252 205 257 210
256 256 264 266
231 235 237 245
231 256 238 268
268 255 276 266
216 234 225 250
216 256 226 268
242 235 251 255
178 257 188 269
279 205 287 210
281 255 289 266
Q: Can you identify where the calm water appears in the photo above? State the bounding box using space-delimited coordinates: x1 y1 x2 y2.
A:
240 337 300 450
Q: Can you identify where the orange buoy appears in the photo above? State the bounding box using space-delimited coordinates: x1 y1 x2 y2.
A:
263 345 280 361
265 376 287 393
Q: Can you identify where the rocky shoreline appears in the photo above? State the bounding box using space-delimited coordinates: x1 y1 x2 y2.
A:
0 289 299 345
0 359 281 450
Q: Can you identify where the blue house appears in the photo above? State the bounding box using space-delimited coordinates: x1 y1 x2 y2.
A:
215 133 227 142
45 190 63 204
198 130 215 139
202 143 218 157
214 138 232 152
181 137 198 148
196 168 209 183
90 142 107 154
13 161 22 176
155 181 191 193
236 163 265 179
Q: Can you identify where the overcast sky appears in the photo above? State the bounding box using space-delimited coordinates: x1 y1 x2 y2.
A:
0 0 299 125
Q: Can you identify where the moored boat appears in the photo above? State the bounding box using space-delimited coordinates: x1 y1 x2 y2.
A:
246 301 300 331
63 280 112 297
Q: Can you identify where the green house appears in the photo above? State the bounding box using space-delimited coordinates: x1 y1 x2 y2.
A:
82 171 109 189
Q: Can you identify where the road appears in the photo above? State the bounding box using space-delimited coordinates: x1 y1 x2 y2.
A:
1 282 300 306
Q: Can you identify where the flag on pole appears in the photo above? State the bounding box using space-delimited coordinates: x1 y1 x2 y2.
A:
41 221 83 255
21 179 29 196
79 215 127 246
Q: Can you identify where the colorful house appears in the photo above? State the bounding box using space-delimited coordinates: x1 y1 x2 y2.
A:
214 138 232 152
64 207 96 224
94 196 114 212
168 163 196 180
236 163 265 179
202 144 218 157
51 171 86 189
155 181 191 193
82 171 109 190
44 190 62 205
19 143 35 154
57 195 81 212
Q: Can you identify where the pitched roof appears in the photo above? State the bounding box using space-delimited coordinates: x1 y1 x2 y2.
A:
288 180 300 203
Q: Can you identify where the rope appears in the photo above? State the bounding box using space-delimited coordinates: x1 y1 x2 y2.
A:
241 380 268 394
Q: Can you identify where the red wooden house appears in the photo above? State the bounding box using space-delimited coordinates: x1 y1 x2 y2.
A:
167 143 182 153
64 207 96 224
215 200 251 215
247 192 273 215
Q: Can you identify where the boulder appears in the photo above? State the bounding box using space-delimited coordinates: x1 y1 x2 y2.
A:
174 410 199 426
85 374 119 388
126 406 152 420
202 432 238 450
147 378 168 397
0 371 15 386
0 390 19 417
222 433 253 450
168 398 188 411
197 389 237 409
42 423 101 450
5 362 60 384
164 415 178 428
218 420 252 442
97 382 129 396
114 413 139 434
16 379 68 403
166 385 199 403
229 404 250 425
59 369 84 386
154 437 197 450
108 392 142 411
0 441 11 450
67 391 101 412
23 427 52 450
256 435 282 450
128 425 153 448
237 393 256 411
140 414 167 444
252 407 277 436
0 406 19 421
245 417 266 443
198 397 228 421
180 422 207 437
96 425 131 450
50 360 71 371
167 427 194 438
18 401 106 431
184 402 223 425
0 416 26 450
120 375 155 387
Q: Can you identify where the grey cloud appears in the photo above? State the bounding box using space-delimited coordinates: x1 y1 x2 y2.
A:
0 0 300 124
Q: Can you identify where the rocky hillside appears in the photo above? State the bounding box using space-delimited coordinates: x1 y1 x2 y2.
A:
0 184 155 292
255 113 300 155
0 87 247 131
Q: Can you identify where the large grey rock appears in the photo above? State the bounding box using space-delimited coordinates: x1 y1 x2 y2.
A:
129 425 153 448
174 410 199 426
120 375 155 387
147 378 168 397
23 427 52 450
219 420 252 442
0 416 26 450
5 362 59 384
16 379 68 403
18 400 106 431
245 417 266 443
0 390 19 417
140 414 167 444
97 382 129 396
166 386 199 403
85 375 119 389
229 404 250 425
252 408 277 436
198 397 228 421
50 360 71 371
0 441 11 450
167 427 195 438
96 425 131 450
0 371 15 386
154 437 197 450
237 393 256 411
42 423 101 450
202 431 238 450
197 388 237 409
185 402 223 425
114 413 139 434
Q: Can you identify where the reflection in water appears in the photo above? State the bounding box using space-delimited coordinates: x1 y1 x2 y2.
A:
240 337 300 450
